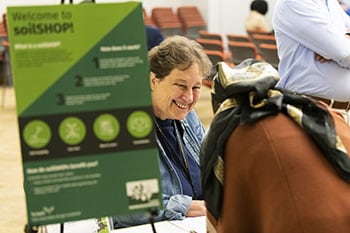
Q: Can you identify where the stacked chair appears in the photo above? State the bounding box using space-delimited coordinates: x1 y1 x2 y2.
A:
0 13 10 108
151 7 183 37
146 6 207 39
250 33 276 48
202 50 227 88
199 30 223 41
227 41 260 66
0 14 7 62
177 6 207 39
248 33 279 69
196 38 225 87
195 31 233 87
258 43 279 69
226 34 251 43
196 38 224 53
197 31 225 53
143 8 157 27
0 13 8 74
246 29 272 39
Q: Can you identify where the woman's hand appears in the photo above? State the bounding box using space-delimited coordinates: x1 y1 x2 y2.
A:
314 53 332 63
186 200 207 217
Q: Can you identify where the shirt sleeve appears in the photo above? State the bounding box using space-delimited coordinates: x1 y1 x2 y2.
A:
274 0 350 68
162 193 192 219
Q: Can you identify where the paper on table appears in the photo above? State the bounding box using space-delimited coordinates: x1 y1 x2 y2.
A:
112 221 188 233
45 216 205 233
45 217 110 233
169 216 206 233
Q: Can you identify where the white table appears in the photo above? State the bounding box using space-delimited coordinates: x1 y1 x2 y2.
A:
113 216 205 233
45 216 206 233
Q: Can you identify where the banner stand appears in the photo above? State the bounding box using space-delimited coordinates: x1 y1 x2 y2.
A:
22 0 88 231
18 1 161 232
149 208 159 233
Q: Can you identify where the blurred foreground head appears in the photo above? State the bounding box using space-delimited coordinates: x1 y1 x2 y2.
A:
210 59 279 114
201 59 350 233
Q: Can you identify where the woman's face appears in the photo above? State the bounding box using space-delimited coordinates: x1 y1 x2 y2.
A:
150 63 203 120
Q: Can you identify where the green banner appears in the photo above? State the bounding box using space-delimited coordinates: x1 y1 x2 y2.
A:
7 2 162 226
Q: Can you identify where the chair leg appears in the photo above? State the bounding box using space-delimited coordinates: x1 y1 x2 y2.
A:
1 61 8 108
0 62 6 109
1 47 12 109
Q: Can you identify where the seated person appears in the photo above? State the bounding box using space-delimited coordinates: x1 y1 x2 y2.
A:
201 59 350 233
112 35 212 228
145 25 164 51
245 0 272 34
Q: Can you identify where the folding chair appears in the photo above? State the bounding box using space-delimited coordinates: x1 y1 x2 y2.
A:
199 30 223 41
152 7 183 37
196 38 224 53
258 43 279 69
203 50 227 87
177 6 207 39
227 34 251 42
227 41 259 65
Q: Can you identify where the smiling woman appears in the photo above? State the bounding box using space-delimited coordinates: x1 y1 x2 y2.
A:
148 35 212 121
150 64 202 120
111 35 213 229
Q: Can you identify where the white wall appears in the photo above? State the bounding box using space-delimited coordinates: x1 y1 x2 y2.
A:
208 0 276 34
209 0 276 51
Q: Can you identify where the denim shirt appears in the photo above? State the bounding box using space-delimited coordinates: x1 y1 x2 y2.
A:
112 110 205 228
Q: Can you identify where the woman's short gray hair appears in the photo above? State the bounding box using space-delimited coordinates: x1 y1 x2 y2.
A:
148 35 212 80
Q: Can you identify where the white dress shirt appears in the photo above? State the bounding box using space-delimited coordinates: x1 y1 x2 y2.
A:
273 0 350 101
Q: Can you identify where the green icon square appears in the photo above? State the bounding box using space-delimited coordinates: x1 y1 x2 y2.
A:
59 116 86 145
93 113 120 142
23 120 52 149
127 111 153 138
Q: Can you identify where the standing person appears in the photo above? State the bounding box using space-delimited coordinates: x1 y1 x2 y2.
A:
272 0 350 124
112 35 212 228
245 0 271 33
